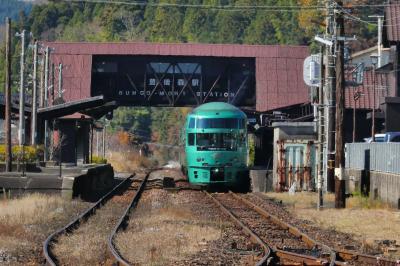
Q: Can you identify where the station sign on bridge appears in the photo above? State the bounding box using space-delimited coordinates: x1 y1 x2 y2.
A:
92 55 254 106
45 42 309 111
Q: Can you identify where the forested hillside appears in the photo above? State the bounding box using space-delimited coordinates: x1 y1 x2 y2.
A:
0 0 382 156
0 0 33 41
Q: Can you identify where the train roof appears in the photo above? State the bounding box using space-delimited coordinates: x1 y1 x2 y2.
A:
190 102 246 118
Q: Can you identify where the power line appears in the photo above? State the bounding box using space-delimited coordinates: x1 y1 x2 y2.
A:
62 0 325 10
63 0 391 11
61 0 395 11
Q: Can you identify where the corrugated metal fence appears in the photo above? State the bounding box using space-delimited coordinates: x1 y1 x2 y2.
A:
346 143 400 174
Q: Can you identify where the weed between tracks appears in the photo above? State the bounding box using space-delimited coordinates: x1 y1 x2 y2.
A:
52 190 136 265
0 193 90 265
115 190 228 265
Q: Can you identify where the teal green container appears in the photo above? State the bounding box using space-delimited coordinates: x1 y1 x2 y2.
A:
184 102 248 188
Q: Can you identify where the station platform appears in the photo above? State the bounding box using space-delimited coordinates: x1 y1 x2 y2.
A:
0 164 116 201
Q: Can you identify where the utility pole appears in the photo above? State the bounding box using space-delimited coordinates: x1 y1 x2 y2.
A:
51 63 55 101
325 0 336 193
96 130 99 156
4 17 12 172
31 41 38 145
335 0 346 208
16 30 26 147
44 46 50 161
369 15 384 68
58 63 63 98
102 123 106 158
318 47 325 210
39 53 45 108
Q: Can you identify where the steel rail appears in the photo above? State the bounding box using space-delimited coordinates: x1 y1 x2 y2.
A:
208 192 331 266
107 171 149 265
334 250 398 266
43 174 135 266
204 191 271 266
251 193 398 266
233 192 336 265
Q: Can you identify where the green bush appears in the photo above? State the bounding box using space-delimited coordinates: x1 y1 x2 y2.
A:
0 145 43 163
91 155 107 164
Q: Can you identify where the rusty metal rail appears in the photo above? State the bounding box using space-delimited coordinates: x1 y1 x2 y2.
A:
107 172 149 265
234 193 335 257
207 192 332 265
251 193 399 266
43 174 135 266
334 250 399 266
204 191 270 266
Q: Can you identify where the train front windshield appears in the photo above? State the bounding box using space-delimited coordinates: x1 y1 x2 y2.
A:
188 118 245 129
196 133 240 151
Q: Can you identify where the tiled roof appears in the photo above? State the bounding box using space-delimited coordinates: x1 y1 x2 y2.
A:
385 1 400 42
345 66 395 109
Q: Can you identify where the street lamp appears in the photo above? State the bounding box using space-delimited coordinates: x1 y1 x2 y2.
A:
370 53 378 142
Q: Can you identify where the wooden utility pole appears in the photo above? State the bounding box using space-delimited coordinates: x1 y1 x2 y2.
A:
326 0 336 192
4 17 12 172
31 41 38 145
335 1 346 208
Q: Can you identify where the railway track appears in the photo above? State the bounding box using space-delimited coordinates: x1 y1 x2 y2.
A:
43 167 197 265
43 168 398 265
108 171 149 265
43 173 136 265
230 192 398 266
108 169 203 265
207 191 336 265
249 193 399 266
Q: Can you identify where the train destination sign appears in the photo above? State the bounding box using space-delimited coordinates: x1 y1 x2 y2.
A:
91 55 255 107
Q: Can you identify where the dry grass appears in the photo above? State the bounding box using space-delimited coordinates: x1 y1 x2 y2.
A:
115 193 224 265
107 151 157 172
264 192 400 258
0 193 89 265
52 199 127 265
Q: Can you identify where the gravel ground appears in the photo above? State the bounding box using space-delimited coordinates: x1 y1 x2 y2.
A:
115 189 262 265
244 193 381 255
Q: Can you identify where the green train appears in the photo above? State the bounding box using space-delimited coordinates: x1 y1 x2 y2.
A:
184 102 249 189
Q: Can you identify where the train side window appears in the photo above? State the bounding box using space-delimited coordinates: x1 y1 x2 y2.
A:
188 133 195 146
189 118 195 128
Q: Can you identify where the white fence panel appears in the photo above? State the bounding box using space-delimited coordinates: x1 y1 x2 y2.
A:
345 143 400 174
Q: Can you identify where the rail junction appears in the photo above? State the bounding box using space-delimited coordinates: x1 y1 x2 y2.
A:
42 167 398 266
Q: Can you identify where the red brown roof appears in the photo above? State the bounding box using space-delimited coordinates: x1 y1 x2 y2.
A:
345 67 395 110
42 42 310 112
385 1 400 42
